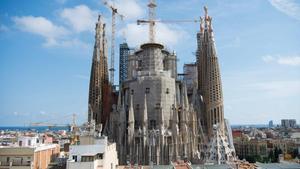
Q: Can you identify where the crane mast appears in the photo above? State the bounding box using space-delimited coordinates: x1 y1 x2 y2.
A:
148 0 156 43
138 0 200 43
103 0 123 86
110 8 116 86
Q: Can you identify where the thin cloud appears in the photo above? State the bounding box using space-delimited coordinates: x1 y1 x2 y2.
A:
112 0 186 47
60 5 98 33
262 55 275 63
12 14 91 48
121 23 187 48
111 0 145 20
247 80 300 97
12 111 29 116
39 111 46 115
269 0 300 21
277 56 300 66
12 16 69 46
262 54 300 66
0 24 9 32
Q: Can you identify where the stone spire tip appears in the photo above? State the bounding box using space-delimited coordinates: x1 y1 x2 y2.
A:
204 6 208 16
200 16 204 33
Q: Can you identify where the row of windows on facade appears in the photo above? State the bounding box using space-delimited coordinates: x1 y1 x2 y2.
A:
209 84 222 102
210 106 223 125
72 153 103 162
209 68 220 81
209 84 221 92
5 157 31 165
209 93 222 103
132 120 157 130
130 88 170 95
132 59 173 70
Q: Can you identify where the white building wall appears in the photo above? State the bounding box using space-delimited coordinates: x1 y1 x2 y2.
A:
17 136 39 147
103 143 118 169
67 138 118 169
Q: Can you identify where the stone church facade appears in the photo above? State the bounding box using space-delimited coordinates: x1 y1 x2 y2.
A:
89 7 235 165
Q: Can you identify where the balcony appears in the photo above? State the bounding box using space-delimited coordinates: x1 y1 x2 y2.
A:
67 159 103 169
0 161 32 169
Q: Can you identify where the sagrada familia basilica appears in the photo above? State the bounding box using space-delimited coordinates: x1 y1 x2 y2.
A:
87 4 236 165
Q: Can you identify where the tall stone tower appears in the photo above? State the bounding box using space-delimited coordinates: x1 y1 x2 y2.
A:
88 15 110 127
197 7 224 137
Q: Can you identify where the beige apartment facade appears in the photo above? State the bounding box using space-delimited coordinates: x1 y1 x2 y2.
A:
0 144 59 169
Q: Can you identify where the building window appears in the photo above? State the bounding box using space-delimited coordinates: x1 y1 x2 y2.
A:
214 108 217 124
134 120 140 129
166 88 169 94
28 140 31 146
145 88 150 94
150 120 156 129
131 89 134 95
19 141 22 146
96 153 103 159
137 60 142 70
82 156 94 162
72 155 77 162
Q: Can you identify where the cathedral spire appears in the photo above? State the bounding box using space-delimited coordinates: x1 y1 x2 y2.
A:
183 83 189 111
127 94 135 160
142 94 148 131
180 83 189 123
204 6 209 28
172 97 178 124
172 97 179 160
88 14 109 127
200 17 204 33
128 95 135 128
117 90 122 110
197 6 225 137
159 108 164 130
119 91 126 124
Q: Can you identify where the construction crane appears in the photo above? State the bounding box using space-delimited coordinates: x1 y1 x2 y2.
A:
148 0 156 43
29 113 77 131
137 0 200 43
102 0 124 86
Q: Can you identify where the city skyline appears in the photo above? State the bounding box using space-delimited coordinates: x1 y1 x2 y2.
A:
0 0 300 126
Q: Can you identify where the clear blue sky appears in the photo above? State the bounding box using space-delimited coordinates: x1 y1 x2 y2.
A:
0 0 299 126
